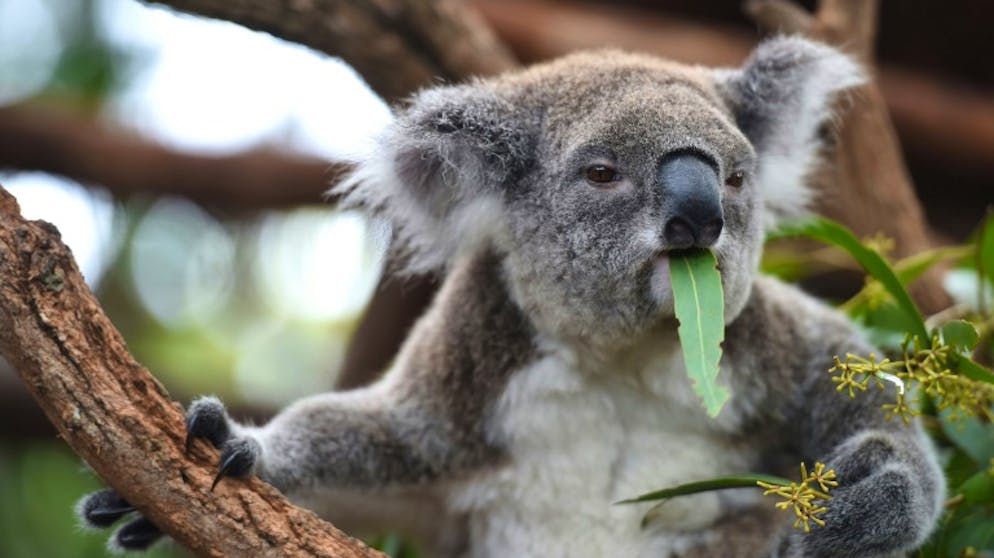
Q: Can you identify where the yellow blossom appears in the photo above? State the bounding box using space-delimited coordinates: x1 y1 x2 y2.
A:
758 461 836 532
828 334 994 423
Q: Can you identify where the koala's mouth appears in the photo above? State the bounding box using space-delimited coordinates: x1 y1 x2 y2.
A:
658 249 724 273
647 249 723 308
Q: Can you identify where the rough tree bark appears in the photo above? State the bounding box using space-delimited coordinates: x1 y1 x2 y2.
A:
0 185 384 557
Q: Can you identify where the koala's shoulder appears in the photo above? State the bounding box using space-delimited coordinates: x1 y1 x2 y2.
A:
388 254 537 421
727 275 863 366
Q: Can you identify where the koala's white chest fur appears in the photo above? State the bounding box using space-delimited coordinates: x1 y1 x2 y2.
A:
449 342 762 558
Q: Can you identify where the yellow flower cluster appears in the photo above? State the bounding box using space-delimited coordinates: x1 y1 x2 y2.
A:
828 336 994 424
757 462 838 532
862 233 897 258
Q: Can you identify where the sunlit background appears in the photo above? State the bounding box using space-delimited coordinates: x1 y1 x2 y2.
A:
0 1 394 555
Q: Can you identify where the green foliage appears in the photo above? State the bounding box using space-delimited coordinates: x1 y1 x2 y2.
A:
777 216 994 556
0 442 187 558
634 216 994 554
616 474 791 505
46 40 127 108
367 533 421 558
773 217 929 340
669 249 728 417
941 321 981 352
839 245 972 318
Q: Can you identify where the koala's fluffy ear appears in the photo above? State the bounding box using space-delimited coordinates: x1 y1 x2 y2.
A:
717 36 864 227
336 84 535 272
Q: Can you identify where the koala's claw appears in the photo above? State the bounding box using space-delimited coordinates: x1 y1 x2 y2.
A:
184 396 261 490
212 438 261 490
184 396 232 453
75 396 256 550
76 489 165 551
77 488 136 529
113 517 163 551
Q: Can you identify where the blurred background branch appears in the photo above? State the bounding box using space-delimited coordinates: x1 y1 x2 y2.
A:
0 103 345 210
149 0 517 102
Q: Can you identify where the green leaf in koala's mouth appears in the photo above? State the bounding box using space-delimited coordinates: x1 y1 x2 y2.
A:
668 249 729 417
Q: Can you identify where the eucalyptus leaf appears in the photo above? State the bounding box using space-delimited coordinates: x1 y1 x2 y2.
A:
615 474 791 505
957 470 994 505
950 352 994 386
935 507 994 558
773 217 928 341
941 411 994 466
840 245 971 316
669 249 729 417
940 320 980 352
895 245 971 283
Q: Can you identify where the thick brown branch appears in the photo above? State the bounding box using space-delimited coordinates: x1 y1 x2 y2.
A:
744 0 814 35
0 185 383 557
148 0 517 102
0 103 343 210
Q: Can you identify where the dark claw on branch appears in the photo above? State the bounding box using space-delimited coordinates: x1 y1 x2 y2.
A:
114 517 163 551
211 438 259 491
77 488 136 529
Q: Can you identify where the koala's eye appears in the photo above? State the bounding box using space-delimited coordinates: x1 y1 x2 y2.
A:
725 171 745 189
586 165 618 184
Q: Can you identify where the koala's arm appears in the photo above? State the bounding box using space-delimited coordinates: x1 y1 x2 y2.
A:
743 281 945 558
219 254 531 526
234 388 458 494
773 340 944 558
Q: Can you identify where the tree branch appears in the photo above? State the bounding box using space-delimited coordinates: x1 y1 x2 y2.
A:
743 0 814 35
0 185 384 557
0 103 343 210
147 0 517 102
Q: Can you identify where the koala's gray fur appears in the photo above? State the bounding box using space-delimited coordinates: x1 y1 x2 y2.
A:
80 36 945 557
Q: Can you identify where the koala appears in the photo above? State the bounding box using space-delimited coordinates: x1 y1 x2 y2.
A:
77 37 945 557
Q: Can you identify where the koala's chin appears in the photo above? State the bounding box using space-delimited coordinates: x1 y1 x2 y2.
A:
647 252 676 312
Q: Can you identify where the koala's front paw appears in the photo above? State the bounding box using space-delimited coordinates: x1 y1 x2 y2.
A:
184 396 262 490
184 396 233 451
74 396 262 551
76 488 163 551
782 468 929 558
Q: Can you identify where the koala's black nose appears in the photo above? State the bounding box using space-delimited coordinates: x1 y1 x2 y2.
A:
659 152 724 249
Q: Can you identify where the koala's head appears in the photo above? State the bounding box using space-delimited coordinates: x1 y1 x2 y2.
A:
340 37 862 349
